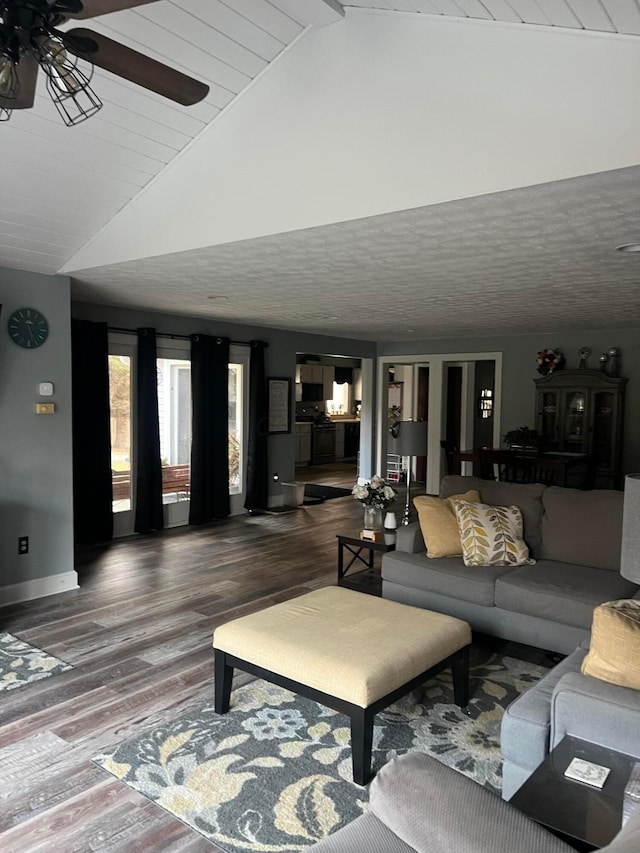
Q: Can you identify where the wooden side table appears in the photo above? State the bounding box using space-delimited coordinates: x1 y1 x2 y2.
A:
336 531 396 582
510 735 637 850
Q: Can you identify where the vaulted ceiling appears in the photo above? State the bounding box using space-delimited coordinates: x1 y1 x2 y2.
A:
2 0 640 340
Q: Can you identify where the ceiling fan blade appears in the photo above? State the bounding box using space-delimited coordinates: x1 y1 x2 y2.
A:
65 27 209 105
64 0 162 20
0 53 39 110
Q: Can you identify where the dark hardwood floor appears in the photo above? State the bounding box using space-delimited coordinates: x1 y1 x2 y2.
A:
0 463 384 852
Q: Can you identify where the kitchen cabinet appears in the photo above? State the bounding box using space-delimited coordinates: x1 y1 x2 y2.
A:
353 367 362 400
295 423 311 466
344 421 360 460
335 423 345 459
299 365 324 384
534 369 626 489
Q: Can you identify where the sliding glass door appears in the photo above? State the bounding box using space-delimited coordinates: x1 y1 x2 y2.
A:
108 334 249 536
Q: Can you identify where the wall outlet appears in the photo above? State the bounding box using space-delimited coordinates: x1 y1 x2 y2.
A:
18 536 29 555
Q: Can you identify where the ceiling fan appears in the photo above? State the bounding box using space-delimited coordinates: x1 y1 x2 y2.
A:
0 0 209 125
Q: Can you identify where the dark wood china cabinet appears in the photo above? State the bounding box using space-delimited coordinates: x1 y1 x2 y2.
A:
534 369 626 489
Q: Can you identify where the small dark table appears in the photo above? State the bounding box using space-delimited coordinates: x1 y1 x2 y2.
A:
336 531 395 583
510 736 637 850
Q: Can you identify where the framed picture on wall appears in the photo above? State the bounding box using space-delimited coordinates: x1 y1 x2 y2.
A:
267 377 292 435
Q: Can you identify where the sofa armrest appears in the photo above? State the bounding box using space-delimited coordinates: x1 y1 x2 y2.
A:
551 671 640 757
394 522 425 554
369 753 572 853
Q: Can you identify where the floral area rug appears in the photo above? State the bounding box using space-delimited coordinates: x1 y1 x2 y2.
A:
0 631 73 691
93 652 546 852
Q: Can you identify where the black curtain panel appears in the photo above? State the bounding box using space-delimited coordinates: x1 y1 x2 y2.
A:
71 318 113 545
244 340 269 512
134 328 164 534
189 334 231 524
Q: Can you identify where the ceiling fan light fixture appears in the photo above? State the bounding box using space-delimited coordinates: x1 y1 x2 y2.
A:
1 0 208 126
38 37 102 125
0 53 18 120
46 72 102 125
0 52 19 98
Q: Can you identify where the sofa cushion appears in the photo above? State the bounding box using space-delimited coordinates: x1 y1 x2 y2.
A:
413 490 481 558
369 752 574 853
501 646 588 769
382 550 510 606
454 500 534 567
540 486 624 571
309 812 415 852
581 600 640 689
495 561 638 629
440 475 545 556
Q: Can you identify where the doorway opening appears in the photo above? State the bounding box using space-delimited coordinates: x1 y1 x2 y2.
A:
377 352 502 495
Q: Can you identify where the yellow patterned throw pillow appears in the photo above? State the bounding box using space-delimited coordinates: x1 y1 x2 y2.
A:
453 500 535 567
413 490 481 558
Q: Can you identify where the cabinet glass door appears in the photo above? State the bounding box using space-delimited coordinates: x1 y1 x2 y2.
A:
563 390 587 451
538 390 559 450
592 390 615 471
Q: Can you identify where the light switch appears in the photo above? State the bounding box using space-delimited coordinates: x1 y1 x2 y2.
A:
36 403 56 414
39 382 54 396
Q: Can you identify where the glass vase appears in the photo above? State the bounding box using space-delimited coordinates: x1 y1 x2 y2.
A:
363 506 384 531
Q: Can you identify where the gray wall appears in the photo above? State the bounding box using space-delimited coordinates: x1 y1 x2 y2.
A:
0 268 75 601
379 328 640 475
3 261 638 605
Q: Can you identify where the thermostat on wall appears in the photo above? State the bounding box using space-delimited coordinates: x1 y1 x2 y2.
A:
38 382 54 396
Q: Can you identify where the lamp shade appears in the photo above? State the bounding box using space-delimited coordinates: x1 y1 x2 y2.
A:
621 474 640 583
395 420 427 457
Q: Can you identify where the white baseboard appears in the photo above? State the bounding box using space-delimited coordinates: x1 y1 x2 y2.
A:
0 571 79 606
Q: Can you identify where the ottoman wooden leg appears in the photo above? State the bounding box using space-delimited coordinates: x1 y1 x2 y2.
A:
350 705 375 786
452 644 470 708
214 648 234 714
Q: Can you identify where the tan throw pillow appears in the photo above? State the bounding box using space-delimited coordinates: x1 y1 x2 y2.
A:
453 500 535 567
413 490 481 558
582 600 640 689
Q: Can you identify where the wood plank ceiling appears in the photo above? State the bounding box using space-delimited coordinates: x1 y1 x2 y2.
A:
343 0 640 35
0 0 305 275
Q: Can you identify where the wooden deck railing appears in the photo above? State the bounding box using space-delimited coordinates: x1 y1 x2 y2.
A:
112 464 191 501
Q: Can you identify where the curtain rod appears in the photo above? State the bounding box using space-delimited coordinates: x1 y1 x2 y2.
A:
107 326 267 348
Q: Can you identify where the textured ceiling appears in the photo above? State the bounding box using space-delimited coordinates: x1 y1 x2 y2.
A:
70 165 640 341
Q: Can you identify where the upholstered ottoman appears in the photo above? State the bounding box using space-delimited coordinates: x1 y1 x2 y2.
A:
213 586 472 784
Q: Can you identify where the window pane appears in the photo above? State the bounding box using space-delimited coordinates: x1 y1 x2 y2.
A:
158 358 191 504
229 364 242 493
109 355 131 513
157 358 243 501
328 381 349 415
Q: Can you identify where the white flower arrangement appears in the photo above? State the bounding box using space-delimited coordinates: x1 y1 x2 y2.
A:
351 475 397 509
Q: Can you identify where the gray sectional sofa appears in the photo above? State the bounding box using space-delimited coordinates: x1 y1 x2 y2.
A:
501 636 640 799
310 752 640 852
381 474 638 655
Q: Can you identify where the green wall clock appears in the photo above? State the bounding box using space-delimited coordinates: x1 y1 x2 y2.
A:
7 307 49 349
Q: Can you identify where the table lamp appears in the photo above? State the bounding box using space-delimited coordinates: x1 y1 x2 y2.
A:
394 420 427 526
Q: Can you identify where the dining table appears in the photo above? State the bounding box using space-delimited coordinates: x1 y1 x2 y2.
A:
452 448 593 488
